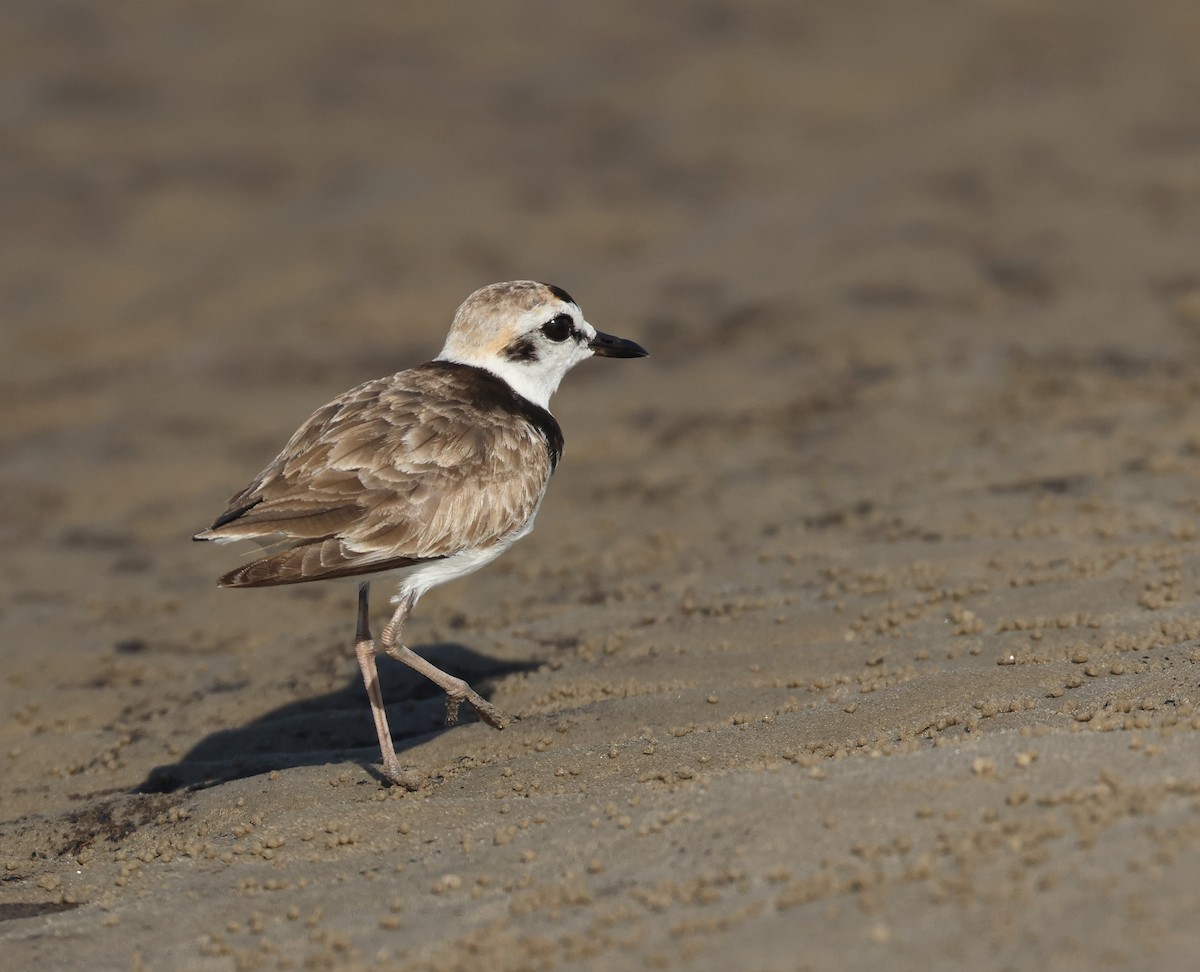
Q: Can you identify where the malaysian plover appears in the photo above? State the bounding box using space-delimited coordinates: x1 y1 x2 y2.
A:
195 281 647 784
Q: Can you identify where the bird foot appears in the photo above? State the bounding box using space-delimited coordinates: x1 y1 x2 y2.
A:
445 688 509 730
378 753 422 790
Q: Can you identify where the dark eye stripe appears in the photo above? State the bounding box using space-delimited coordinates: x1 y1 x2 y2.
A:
502 335 539 361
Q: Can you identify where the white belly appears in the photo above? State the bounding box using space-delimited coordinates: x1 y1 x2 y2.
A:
388 513 538 604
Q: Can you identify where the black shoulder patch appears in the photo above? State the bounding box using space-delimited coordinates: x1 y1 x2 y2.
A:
502 335 539 362
422 362 565 469
543 283 575 306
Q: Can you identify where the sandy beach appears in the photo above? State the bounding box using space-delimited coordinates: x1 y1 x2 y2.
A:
3 2 1200 969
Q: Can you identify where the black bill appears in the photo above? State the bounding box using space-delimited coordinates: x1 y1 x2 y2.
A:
589 330 648 358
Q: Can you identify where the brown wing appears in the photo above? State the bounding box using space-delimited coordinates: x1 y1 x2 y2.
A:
195 364 556 587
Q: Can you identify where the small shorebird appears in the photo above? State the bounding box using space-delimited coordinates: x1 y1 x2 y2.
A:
195 281 647 784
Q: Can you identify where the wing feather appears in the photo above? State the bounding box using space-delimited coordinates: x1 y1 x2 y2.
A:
195 364 556 586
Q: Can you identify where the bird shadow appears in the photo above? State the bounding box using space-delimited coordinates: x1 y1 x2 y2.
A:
135 641 540 793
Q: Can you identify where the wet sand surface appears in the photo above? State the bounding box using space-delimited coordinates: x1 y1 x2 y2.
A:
4 2 1200 969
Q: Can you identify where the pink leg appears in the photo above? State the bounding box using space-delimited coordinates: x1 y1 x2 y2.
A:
380 591 508 730
352 583 412 786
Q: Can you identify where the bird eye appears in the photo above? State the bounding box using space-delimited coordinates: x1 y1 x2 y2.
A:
541 314 575 342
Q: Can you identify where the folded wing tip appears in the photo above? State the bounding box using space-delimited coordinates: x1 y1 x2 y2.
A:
210 539 441 589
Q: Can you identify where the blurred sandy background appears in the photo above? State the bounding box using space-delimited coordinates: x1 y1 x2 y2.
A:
4 2 1200 969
